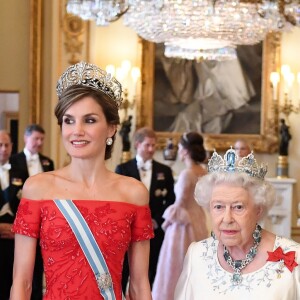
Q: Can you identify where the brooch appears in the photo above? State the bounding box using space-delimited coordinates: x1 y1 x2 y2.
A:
95 272 113 292
42 160 50 166
157 172 165 180
267 246 298 278
154 188 168 197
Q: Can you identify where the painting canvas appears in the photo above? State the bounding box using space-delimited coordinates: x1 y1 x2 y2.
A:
153 43 263 134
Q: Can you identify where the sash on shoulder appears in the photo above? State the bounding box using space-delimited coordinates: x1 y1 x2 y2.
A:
54 199 116 300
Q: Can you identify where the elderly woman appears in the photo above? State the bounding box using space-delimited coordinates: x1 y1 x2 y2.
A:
175 148 300 300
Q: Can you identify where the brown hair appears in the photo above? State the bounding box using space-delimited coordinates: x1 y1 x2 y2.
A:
180 131 206 163
54 85 120 160
133 127 156 145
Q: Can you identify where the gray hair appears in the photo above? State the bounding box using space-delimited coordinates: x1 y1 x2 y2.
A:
194 172 275 220
24 124 45 136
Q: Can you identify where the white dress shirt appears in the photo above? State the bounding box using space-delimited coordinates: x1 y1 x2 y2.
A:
0 161 13 216
0 162 10 190
136 154 152 191
24 148 43 176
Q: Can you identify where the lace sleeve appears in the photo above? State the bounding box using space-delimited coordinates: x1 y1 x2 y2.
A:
131 205 154 242
12 198 42 238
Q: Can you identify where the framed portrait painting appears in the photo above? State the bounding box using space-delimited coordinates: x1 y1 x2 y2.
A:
137 33 281 153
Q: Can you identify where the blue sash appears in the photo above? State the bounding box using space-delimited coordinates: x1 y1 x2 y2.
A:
54 199 116 300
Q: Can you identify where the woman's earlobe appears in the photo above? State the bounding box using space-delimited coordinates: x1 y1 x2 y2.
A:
256 206 263 218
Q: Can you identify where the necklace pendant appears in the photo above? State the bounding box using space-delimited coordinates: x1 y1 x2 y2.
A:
223 224 262 286
232 272 242 285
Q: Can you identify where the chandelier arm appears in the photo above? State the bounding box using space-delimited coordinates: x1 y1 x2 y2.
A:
109 6 130 23
212 0 217 13
278 0 285 15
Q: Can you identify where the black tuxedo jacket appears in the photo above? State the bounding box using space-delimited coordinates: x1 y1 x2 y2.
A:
10 151 55 186
116 158 175 287
0 161 24 300
0 159 24 223
115 158 175 229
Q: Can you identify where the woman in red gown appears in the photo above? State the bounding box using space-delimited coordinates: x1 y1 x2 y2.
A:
10 62 154 300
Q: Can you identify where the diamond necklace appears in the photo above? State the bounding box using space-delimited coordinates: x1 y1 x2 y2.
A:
223 224 262 285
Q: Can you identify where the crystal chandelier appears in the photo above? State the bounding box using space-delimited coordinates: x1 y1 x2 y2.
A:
164 38 237 60
124 0 299 45
66 0 300 60
164 45 237 60
66 0 129 26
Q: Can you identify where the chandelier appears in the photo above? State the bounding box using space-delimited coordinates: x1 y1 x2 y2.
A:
124 0 299 45
66 0 300 60
66 0 129 26
164 38 237 60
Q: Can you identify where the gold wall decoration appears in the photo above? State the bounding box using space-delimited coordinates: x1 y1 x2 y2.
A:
63 13 85 65
29 0 42 124
138 33 281 153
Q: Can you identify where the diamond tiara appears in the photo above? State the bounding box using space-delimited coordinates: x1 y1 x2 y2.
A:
56 61 123 107
208 148 268 180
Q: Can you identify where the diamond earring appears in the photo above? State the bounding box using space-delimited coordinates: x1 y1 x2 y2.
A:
106 137 113 146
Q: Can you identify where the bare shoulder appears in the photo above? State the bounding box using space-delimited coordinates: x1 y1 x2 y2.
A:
22 171 57 200
181 165 206 179
179 168 192 178
113 173 149 206
177 168 194 183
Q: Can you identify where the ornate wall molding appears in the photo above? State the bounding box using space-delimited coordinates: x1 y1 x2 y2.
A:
29 0 42 124
63 13 86 65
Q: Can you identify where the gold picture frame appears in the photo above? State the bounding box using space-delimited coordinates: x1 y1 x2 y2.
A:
138 33 281 153
29 0 43 124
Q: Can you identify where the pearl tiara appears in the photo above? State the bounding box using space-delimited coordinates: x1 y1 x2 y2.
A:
208 148 268 180
56 61 123 108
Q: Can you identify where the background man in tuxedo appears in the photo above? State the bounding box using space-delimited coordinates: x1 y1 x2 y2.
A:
234 138 251 159
11 124 54 300
115 127 175 291
0 130 23 299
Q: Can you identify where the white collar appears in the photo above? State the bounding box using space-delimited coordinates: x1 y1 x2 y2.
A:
136 155 152 171
24 148 39 161
0 161 11 171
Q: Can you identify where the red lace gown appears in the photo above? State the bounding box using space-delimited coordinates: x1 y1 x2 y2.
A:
13 199 154 300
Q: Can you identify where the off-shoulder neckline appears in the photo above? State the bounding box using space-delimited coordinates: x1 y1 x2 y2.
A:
20 198 149 208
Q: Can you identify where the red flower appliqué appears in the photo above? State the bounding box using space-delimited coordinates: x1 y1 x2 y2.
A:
267 246 298 272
